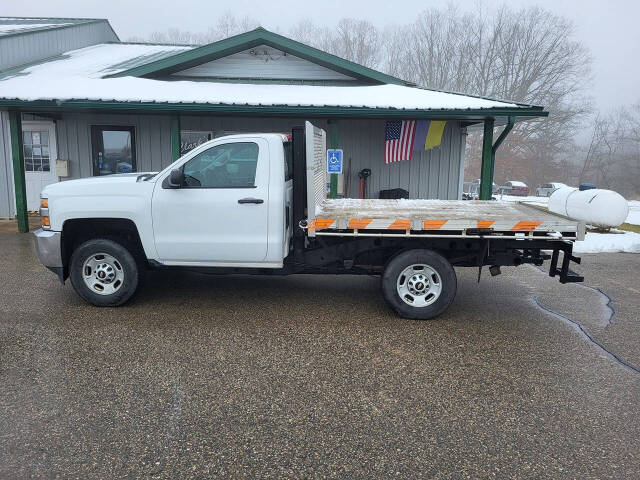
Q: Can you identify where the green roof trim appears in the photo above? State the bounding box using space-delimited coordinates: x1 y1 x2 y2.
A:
412 85 538 110
0 98 548 121
104 27 413 86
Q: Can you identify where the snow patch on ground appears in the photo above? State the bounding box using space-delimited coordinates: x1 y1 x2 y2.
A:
627 201 640 225
573 231 640 253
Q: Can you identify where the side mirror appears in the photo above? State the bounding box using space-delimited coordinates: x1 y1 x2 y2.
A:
162 168 183 189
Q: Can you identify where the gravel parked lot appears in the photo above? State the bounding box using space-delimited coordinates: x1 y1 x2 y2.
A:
1 229 639 479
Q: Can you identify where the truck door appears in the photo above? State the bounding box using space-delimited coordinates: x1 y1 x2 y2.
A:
151 138 269 264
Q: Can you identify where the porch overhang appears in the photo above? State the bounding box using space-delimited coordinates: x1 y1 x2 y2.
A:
0 98 547 123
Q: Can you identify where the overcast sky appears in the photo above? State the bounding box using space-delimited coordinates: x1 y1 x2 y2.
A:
3 0 639 111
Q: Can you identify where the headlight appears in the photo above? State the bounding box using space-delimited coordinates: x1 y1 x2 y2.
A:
40 196 50 229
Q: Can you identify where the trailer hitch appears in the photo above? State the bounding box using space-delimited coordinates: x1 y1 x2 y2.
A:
549 244 584 283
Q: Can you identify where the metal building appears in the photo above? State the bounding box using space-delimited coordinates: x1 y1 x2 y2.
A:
0 18 546 231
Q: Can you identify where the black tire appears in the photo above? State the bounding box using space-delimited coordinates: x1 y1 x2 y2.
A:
69 238 139 307
381 249 457 320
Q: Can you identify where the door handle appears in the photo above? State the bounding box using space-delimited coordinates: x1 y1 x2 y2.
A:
238 198 264 204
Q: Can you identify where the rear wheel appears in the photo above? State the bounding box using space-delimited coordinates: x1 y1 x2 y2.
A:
69 238 139 307
381 249 457 320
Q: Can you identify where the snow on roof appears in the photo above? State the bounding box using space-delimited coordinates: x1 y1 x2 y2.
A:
0 23 73 35
0 17 99 37
508 181 527 187
0 43 525 111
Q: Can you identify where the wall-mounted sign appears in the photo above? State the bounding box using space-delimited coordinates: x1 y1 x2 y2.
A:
180 131 213 155
327 149 343 174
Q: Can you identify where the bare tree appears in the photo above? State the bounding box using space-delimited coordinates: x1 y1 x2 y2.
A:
288 18 380 68
130 12 259 45
580 105 640 198
328 19 381 68
288 19 333 54
382 5 592 188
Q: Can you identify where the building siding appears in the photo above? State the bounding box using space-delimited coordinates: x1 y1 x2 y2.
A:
0 21 118 71
0 112 465 217
180 116 464 199
174 45 355 81
0 111 15 217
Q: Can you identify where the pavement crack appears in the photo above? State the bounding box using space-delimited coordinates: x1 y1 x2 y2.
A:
532 295 640 376
531 264 616 327
592 286 616 327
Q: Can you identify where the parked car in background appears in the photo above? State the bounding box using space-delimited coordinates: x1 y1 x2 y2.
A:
462 182 480 200
505 181 529 196
473 179 499 194
536 182 566 197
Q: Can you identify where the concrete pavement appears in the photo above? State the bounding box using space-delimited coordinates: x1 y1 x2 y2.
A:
1 231 639 479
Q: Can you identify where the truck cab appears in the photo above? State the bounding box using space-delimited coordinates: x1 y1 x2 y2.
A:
37 132 294 267
151 133 292 268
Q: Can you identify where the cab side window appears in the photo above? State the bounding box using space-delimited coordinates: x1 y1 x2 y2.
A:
182 142 259 188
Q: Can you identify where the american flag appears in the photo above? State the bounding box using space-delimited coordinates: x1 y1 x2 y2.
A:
384 120 416 164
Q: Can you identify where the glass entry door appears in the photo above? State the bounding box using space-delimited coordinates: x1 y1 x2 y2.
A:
91 126 137 176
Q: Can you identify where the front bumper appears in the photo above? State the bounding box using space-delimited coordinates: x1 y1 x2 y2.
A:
33 228 62 269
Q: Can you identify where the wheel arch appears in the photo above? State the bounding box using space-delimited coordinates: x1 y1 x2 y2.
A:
61 218 147 280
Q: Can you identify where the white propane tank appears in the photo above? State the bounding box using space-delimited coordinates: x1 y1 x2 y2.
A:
548 186 629 228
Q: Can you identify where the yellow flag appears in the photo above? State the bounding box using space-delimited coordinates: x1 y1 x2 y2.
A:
425 121 446 150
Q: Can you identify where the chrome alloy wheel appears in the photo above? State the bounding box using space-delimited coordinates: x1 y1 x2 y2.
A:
82 253 125 295
396 264 442 307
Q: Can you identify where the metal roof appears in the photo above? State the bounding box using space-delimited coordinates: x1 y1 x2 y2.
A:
0 30 547 121
0 16 116 39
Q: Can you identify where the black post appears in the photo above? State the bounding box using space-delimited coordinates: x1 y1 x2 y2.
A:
291 126 307 259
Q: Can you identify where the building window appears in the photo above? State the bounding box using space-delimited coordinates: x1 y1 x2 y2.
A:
23 130 50 172
91 126 137 176
180 131 213 155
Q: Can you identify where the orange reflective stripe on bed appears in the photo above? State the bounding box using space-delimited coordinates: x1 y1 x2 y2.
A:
310 218 335 230
388 219 411 230
477 220 495 229
349 219 372 229
423 220 447 230
511 221 542 231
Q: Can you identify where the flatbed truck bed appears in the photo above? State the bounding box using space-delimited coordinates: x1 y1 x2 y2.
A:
307 199 584 240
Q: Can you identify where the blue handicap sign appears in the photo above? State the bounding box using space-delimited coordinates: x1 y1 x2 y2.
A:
327 149 343 174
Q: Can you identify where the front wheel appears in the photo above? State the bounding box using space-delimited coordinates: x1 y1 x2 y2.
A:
381 249 457 320
69 238 140 307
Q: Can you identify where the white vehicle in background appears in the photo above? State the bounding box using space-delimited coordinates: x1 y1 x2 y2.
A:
537 182 566 197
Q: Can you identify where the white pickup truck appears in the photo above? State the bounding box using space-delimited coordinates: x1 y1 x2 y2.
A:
34 122 585 319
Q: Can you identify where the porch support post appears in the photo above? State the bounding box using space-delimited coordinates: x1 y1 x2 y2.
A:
170 115 181 161
328 119 339 199
479 117 495 201
9 110 28 233
490 116 515 185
